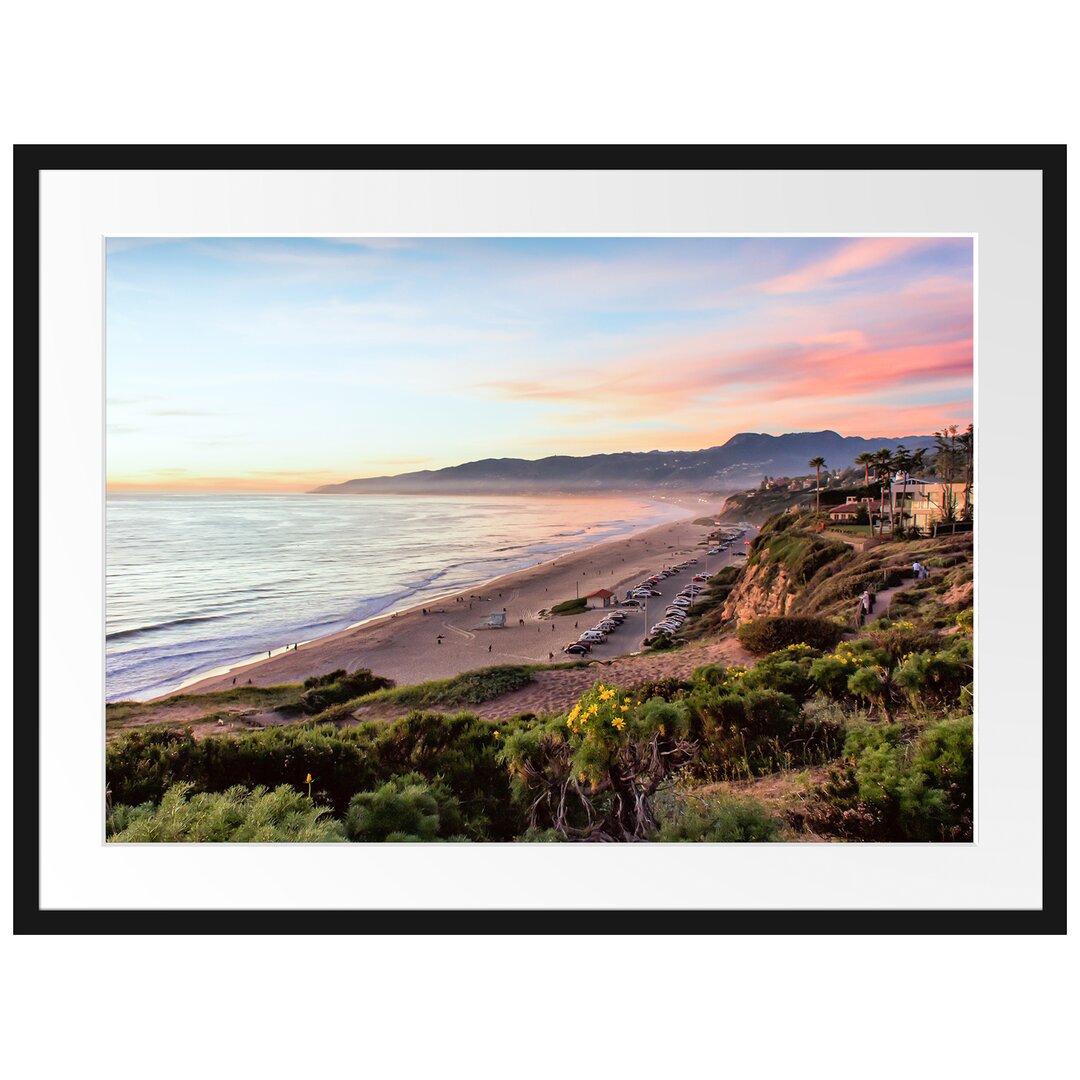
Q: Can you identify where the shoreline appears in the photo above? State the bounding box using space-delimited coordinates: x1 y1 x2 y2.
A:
164 497 727 699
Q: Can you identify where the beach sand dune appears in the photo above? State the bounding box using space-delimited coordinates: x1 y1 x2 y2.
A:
176 506 726 697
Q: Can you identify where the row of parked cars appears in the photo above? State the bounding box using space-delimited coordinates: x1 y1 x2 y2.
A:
647 567 713 638
562 607 633 656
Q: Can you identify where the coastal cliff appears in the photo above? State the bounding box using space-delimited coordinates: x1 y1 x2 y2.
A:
721 559 798 621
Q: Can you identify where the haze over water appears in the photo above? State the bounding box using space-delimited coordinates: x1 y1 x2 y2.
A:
106 493 691 701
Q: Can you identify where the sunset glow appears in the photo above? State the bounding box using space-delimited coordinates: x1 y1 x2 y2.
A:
106 236 973 490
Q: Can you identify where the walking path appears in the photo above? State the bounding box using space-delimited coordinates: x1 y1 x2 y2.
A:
861 569 932 625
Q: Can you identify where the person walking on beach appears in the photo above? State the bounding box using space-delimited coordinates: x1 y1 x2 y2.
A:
437 635 443 645
488 643 492 652
549 652 554 661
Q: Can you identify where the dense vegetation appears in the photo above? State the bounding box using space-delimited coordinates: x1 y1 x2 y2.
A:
107 783 345 842
736 615 845 655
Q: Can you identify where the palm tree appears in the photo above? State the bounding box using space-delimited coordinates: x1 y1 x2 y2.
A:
871 449 894 535
855 451 874 487
808 456 826 513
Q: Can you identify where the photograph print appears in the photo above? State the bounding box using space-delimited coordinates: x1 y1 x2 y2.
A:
105 235 974 844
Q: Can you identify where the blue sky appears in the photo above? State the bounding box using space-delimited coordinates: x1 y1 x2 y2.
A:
106 236 973 490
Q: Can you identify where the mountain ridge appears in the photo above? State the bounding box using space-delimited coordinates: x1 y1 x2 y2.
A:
311 430 938 495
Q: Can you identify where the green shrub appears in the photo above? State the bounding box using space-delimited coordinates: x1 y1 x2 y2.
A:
736 616 845 655
299 667 394 713
894 650 972 709
656 795 780 842
107 782 345 842
345 773 462 841
688 684 841 778
741 647 820 704
360 665 534 709
629 676 692 701
864 626 938 666
549 597 588 616
799 715 973 841
106 709 524 839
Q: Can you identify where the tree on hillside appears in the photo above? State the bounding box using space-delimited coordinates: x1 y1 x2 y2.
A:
871 450 894 536
808 456 826 513
957 423 974 517
855 451 874 486
934 425 961 523
499 683 696 840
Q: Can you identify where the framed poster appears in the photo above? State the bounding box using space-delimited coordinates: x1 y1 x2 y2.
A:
13 145 1066 932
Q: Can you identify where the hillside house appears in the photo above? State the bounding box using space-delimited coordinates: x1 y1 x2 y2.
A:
828 496 879 522
890 476 961 530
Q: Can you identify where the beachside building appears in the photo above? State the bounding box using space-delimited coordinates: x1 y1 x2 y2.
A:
583 588 616 609
890 475 961 531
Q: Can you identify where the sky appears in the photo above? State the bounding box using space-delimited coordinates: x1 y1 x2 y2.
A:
106 236 973 491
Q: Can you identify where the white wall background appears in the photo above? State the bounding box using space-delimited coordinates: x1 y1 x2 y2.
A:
2 3 1075 1079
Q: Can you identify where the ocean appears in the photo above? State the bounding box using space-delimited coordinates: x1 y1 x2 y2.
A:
106 492 691 701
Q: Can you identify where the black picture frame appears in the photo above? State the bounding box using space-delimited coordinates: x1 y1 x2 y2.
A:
13 144 1067 934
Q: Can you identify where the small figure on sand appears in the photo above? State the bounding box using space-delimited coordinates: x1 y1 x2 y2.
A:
488 643 493 652
437 635 443 645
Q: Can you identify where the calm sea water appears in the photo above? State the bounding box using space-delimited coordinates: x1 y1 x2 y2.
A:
106 493 691 701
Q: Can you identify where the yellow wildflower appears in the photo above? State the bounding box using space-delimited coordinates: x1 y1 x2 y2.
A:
492 730 500 739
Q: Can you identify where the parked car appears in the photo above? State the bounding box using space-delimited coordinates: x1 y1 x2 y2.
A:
579 630 606 643
564 643 590 656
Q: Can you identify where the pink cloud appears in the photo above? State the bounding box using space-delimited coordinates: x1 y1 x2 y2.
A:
760 238 931 294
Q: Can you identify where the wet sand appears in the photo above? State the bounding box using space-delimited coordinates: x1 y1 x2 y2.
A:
173 501 726 696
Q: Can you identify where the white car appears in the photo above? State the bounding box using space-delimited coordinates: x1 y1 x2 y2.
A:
578 631 606 644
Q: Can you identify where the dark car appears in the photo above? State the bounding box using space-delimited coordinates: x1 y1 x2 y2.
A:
564 642 591 655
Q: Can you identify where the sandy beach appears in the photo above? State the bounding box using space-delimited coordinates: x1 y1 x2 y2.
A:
174 500 727 696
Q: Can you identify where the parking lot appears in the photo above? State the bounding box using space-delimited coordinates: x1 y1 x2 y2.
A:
563 523 759 660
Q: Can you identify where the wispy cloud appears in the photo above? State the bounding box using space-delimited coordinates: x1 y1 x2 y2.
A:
760 238 931 294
